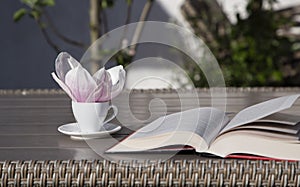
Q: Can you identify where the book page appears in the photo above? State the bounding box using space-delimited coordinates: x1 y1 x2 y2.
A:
106 131 209 153
234 122 300 134
256 113 300 125
220 94 300 134
129 107 229 144
107 107 229 153
207 130 300 160
221 129 299 142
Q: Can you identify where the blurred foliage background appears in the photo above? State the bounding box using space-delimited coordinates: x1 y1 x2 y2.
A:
13 0 300 87
182 0 300 87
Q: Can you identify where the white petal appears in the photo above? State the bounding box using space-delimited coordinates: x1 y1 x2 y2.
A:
92 67 105 85
65 66 97 102
51 72 77 101
111 69 126 99
55 52 81 82
107 65 124 85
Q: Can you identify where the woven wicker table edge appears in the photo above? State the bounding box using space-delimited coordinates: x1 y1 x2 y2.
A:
1 159 299 186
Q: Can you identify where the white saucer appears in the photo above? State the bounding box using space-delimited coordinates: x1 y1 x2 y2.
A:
58 123 121 140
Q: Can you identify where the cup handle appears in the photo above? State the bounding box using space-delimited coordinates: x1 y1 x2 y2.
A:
103 105 118 124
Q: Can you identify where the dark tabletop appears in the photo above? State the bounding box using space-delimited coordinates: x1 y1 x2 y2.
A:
0 88 300 161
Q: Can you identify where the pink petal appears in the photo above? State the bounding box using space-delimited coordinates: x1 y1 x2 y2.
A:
85 86 104 102
98 71 113 101
65 66 97 102
87 82 111 102
97 80 112 102
51 72 77 101
88 71 113 102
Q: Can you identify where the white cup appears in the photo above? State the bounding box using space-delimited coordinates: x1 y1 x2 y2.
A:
72 101 118 132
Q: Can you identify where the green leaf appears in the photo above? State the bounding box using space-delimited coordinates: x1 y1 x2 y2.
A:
39 22 47 29
13 8 27 22
40 0 55 6
126 0 132 5
101 0 114 8
101 0 107 8
21 0 38 8
29 10 41 20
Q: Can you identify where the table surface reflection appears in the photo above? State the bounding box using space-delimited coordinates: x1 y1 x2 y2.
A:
0 88 299 160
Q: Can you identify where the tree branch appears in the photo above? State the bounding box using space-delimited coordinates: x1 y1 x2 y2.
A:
101 9 108 35
36 19 60 53
43 9 86 48
90 0 100 43
89 0 101 73
115 0 153 67
130 0 154 52
97 0 103 35
118 0 133 49
125 0 132 25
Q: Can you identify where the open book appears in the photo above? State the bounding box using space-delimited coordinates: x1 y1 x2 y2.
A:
107 94 300 160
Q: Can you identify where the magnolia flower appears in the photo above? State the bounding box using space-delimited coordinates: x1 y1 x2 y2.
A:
51 52 126 102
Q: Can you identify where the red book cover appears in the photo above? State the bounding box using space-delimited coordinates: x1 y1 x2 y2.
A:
226 154 297 162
